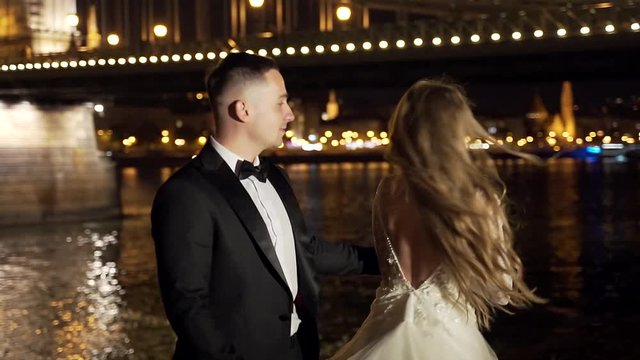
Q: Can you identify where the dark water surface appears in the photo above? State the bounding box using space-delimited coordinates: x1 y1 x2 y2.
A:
0 159 638 359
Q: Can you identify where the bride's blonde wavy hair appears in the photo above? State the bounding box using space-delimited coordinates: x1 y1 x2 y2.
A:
386 79 545 329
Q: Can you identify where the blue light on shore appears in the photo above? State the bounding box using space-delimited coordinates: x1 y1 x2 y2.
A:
586 146 602 154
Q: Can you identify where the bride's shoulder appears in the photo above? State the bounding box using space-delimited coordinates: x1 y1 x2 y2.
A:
375 175 409 206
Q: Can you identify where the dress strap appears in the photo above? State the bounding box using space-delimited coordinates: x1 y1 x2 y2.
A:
374 179 411 285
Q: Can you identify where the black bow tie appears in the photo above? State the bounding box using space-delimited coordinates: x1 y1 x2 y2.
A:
236 160 269 182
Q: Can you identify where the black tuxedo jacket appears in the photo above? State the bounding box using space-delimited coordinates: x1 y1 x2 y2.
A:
151 141 376 360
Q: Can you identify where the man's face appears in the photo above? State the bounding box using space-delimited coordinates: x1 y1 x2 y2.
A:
244 69 295 150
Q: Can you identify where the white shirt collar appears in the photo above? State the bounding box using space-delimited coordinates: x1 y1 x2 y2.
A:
210 136 260 175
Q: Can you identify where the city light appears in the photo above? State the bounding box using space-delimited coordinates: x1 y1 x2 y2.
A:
248 0 264 8
451 36 461 45
395 40 406 48
580 26 591 35
534 29 544 38
557 28 567 37
511 31 522 40
106 34 120 46
346 43 356 51
65 13 79 27
94 104 104 113
605 24 615 33
379 40 389 49
432 37 442 46
413 38 424 46
153 24 168 38
362 41 372 50
336 6 352 21
491 33 501 41
470 34 481 43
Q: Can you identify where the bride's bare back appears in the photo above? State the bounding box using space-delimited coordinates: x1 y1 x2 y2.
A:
373 175 441 289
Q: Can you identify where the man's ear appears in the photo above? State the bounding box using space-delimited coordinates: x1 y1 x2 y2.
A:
228 100 249 122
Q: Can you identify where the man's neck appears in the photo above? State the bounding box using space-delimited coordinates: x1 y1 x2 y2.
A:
214 134 260 162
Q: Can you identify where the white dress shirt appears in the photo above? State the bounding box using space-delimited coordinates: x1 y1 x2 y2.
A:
211 137 301 335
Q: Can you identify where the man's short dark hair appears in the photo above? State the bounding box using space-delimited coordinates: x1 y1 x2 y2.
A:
204 52 279 107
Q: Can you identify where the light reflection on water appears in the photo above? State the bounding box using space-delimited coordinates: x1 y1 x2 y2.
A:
0 159 638 359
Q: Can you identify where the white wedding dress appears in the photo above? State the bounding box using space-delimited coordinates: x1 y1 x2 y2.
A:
330 207 498 359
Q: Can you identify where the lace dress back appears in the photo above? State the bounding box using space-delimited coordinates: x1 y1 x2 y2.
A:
330 177 498 360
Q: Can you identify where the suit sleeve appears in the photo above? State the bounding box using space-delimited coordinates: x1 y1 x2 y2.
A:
300 234 379 276
151 179 243 360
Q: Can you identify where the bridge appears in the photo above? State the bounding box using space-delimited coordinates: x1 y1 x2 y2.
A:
0 0 639 225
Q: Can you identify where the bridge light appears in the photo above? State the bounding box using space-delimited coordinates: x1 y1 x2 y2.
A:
160 55 169 62
148 56 158 63
346 43 355 51
580 26 591 35
556 28 567 37
98 59 106 65
117 58 126 65
362 41 372 50
107 33 120 46
632 22 640 31
605 24 615 33
94 104 104 113
43 62 51 68
300 46 310 54
69 61 77 68
34 63 42 69
171 54 180 62
154 24 168 38
451 35 461 44
219 51 228 59
432 37 442 46
138 57 147 64
511 31 522 40
285 47 295 55
413 37 424 46
183 53 192 61
26 63 34 69
378 40 389 49
128 57 137 64
330 44 340 52
470 34 480 43
315 45 325 53
336 6 351 21
490 33 501 41
78 60 87 67
534 29 544 38
396 39 405 48
207 52 216 59
249 0 264 8
272 48 282 56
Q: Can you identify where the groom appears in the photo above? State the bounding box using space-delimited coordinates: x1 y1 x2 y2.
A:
151 53 377 360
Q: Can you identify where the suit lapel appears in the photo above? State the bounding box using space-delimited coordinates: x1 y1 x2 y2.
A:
267 164 320 298
196 142 288 290
266 164 308 241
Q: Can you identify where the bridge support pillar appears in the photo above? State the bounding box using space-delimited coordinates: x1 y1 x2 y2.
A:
0 102 119 226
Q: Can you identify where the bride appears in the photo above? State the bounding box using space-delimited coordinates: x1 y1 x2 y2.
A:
331 79 545 359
